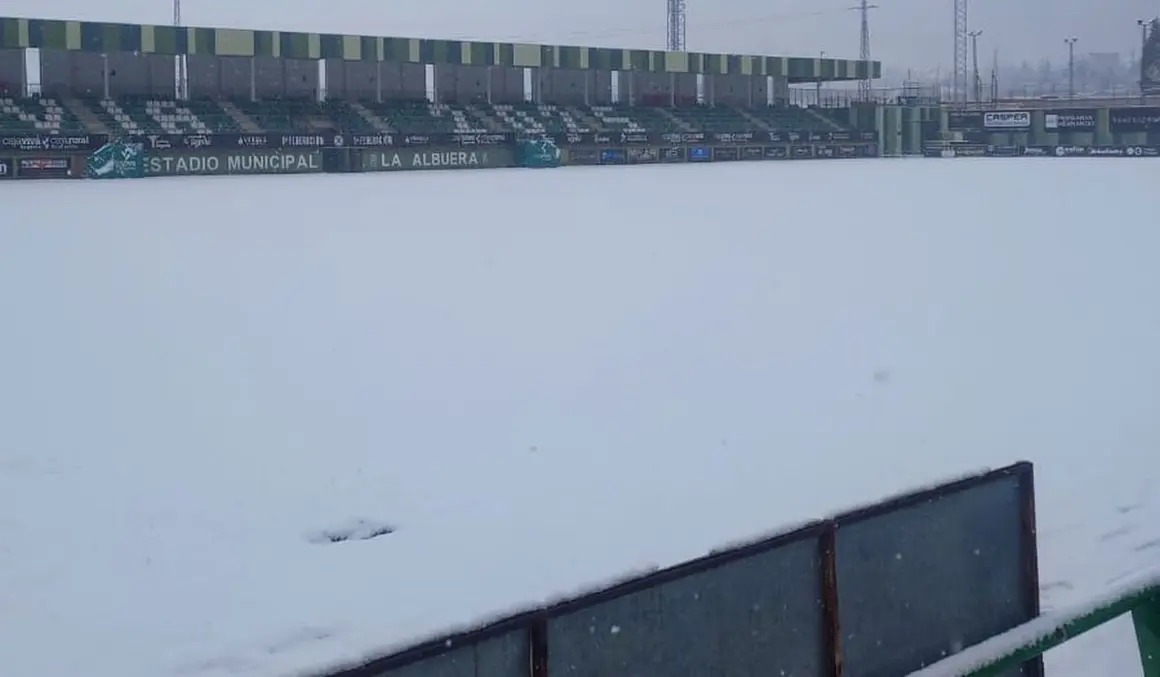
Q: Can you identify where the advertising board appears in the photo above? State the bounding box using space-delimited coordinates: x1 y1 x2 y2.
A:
659 146 686 163
1043 110 1096 131
564 148 601 165
626 146 659 163
599 148 626 164
555 130 877 146
146 150 323 176
947 112 984 130
712 146 740 161
0 134 106 152
689 146 711 161
17 157 71 178
983 111 1030 129
135 131 514 151
361 147 514 171
0 157 10 178
1109 107 1160 131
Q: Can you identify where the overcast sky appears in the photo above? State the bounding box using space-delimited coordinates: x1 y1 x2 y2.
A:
5 0 1157 77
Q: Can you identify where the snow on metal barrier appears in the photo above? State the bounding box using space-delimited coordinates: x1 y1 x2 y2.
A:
905 571 1160 677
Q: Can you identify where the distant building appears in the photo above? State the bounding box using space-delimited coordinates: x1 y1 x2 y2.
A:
1086 52 1121 73
1142 19 1160 94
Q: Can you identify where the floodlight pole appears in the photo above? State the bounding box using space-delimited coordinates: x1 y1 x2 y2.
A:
1139 19 1151 100
174 0 186 99
968 30 982 102
1064 37 1077 99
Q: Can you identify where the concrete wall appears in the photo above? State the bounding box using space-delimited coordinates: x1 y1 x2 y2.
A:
0 49 24 96
185 55 319 99
434 64 490 103
40 51 174 97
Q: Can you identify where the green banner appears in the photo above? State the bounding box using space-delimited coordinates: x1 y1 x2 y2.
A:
146 150 323 176
360 147 514 171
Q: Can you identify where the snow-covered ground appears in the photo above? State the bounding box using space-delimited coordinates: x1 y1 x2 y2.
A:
1 159 1158 677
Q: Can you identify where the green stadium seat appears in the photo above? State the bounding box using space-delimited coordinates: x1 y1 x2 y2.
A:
231 99 336 133
184 99 242 132
322 100 379 134
743 104 846 131
360 100 490 135
485 103 587 135
667 105 756 132
0 97 85 134
582 105 656 133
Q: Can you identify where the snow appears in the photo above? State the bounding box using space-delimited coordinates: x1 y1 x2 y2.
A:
906 569 1160 677
1 159 1159 677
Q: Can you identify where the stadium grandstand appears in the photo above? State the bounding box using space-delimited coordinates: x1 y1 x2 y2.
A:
0 15 880 143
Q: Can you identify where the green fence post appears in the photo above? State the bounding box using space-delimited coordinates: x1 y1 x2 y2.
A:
1132 595 1160 677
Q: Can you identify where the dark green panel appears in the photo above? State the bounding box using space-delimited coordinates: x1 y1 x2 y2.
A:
195 27 214 55
559 45 581 70
418 39 435 62
254 30 275 58
174 26 188 54
382 37 402 61
469 41 494 66
360 36 377 62
727 54 741 74
80 22 103 51
873 61 881 78
0 18 17 49
445 40 461 64
30 19 67 50
119 23 141 52
591 47 614 70
151 25 176 54
101 24 121 52
687 53 702 74
651 50 665 72
787 57 812 79
498 42 514 67
541 45 553 68
706 54 722 73
319 33 342 59
281 32 309 59
820 59 833 79
629 49 648 71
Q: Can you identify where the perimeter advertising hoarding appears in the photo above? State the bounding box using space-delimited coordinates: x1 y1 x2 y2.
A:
626 146 659 163
360 147 514 171
135 131 514 151
712 146 740 161
1043 110 1096 131
564 148 601 165
0 157 11 178
17 156 71 178
983 111 1030 129
948 112 984 130
145 150 323 176
742 145 765 160
555 130 877 146
0 133 106 152
1109 107 1160 131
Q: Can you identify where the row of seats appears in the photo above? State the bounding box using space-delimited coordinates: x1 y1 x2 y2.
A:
0 96 852 137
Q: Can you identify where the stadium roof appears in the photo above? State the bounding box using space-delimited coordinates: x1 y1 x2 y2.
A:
0 16 880 83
